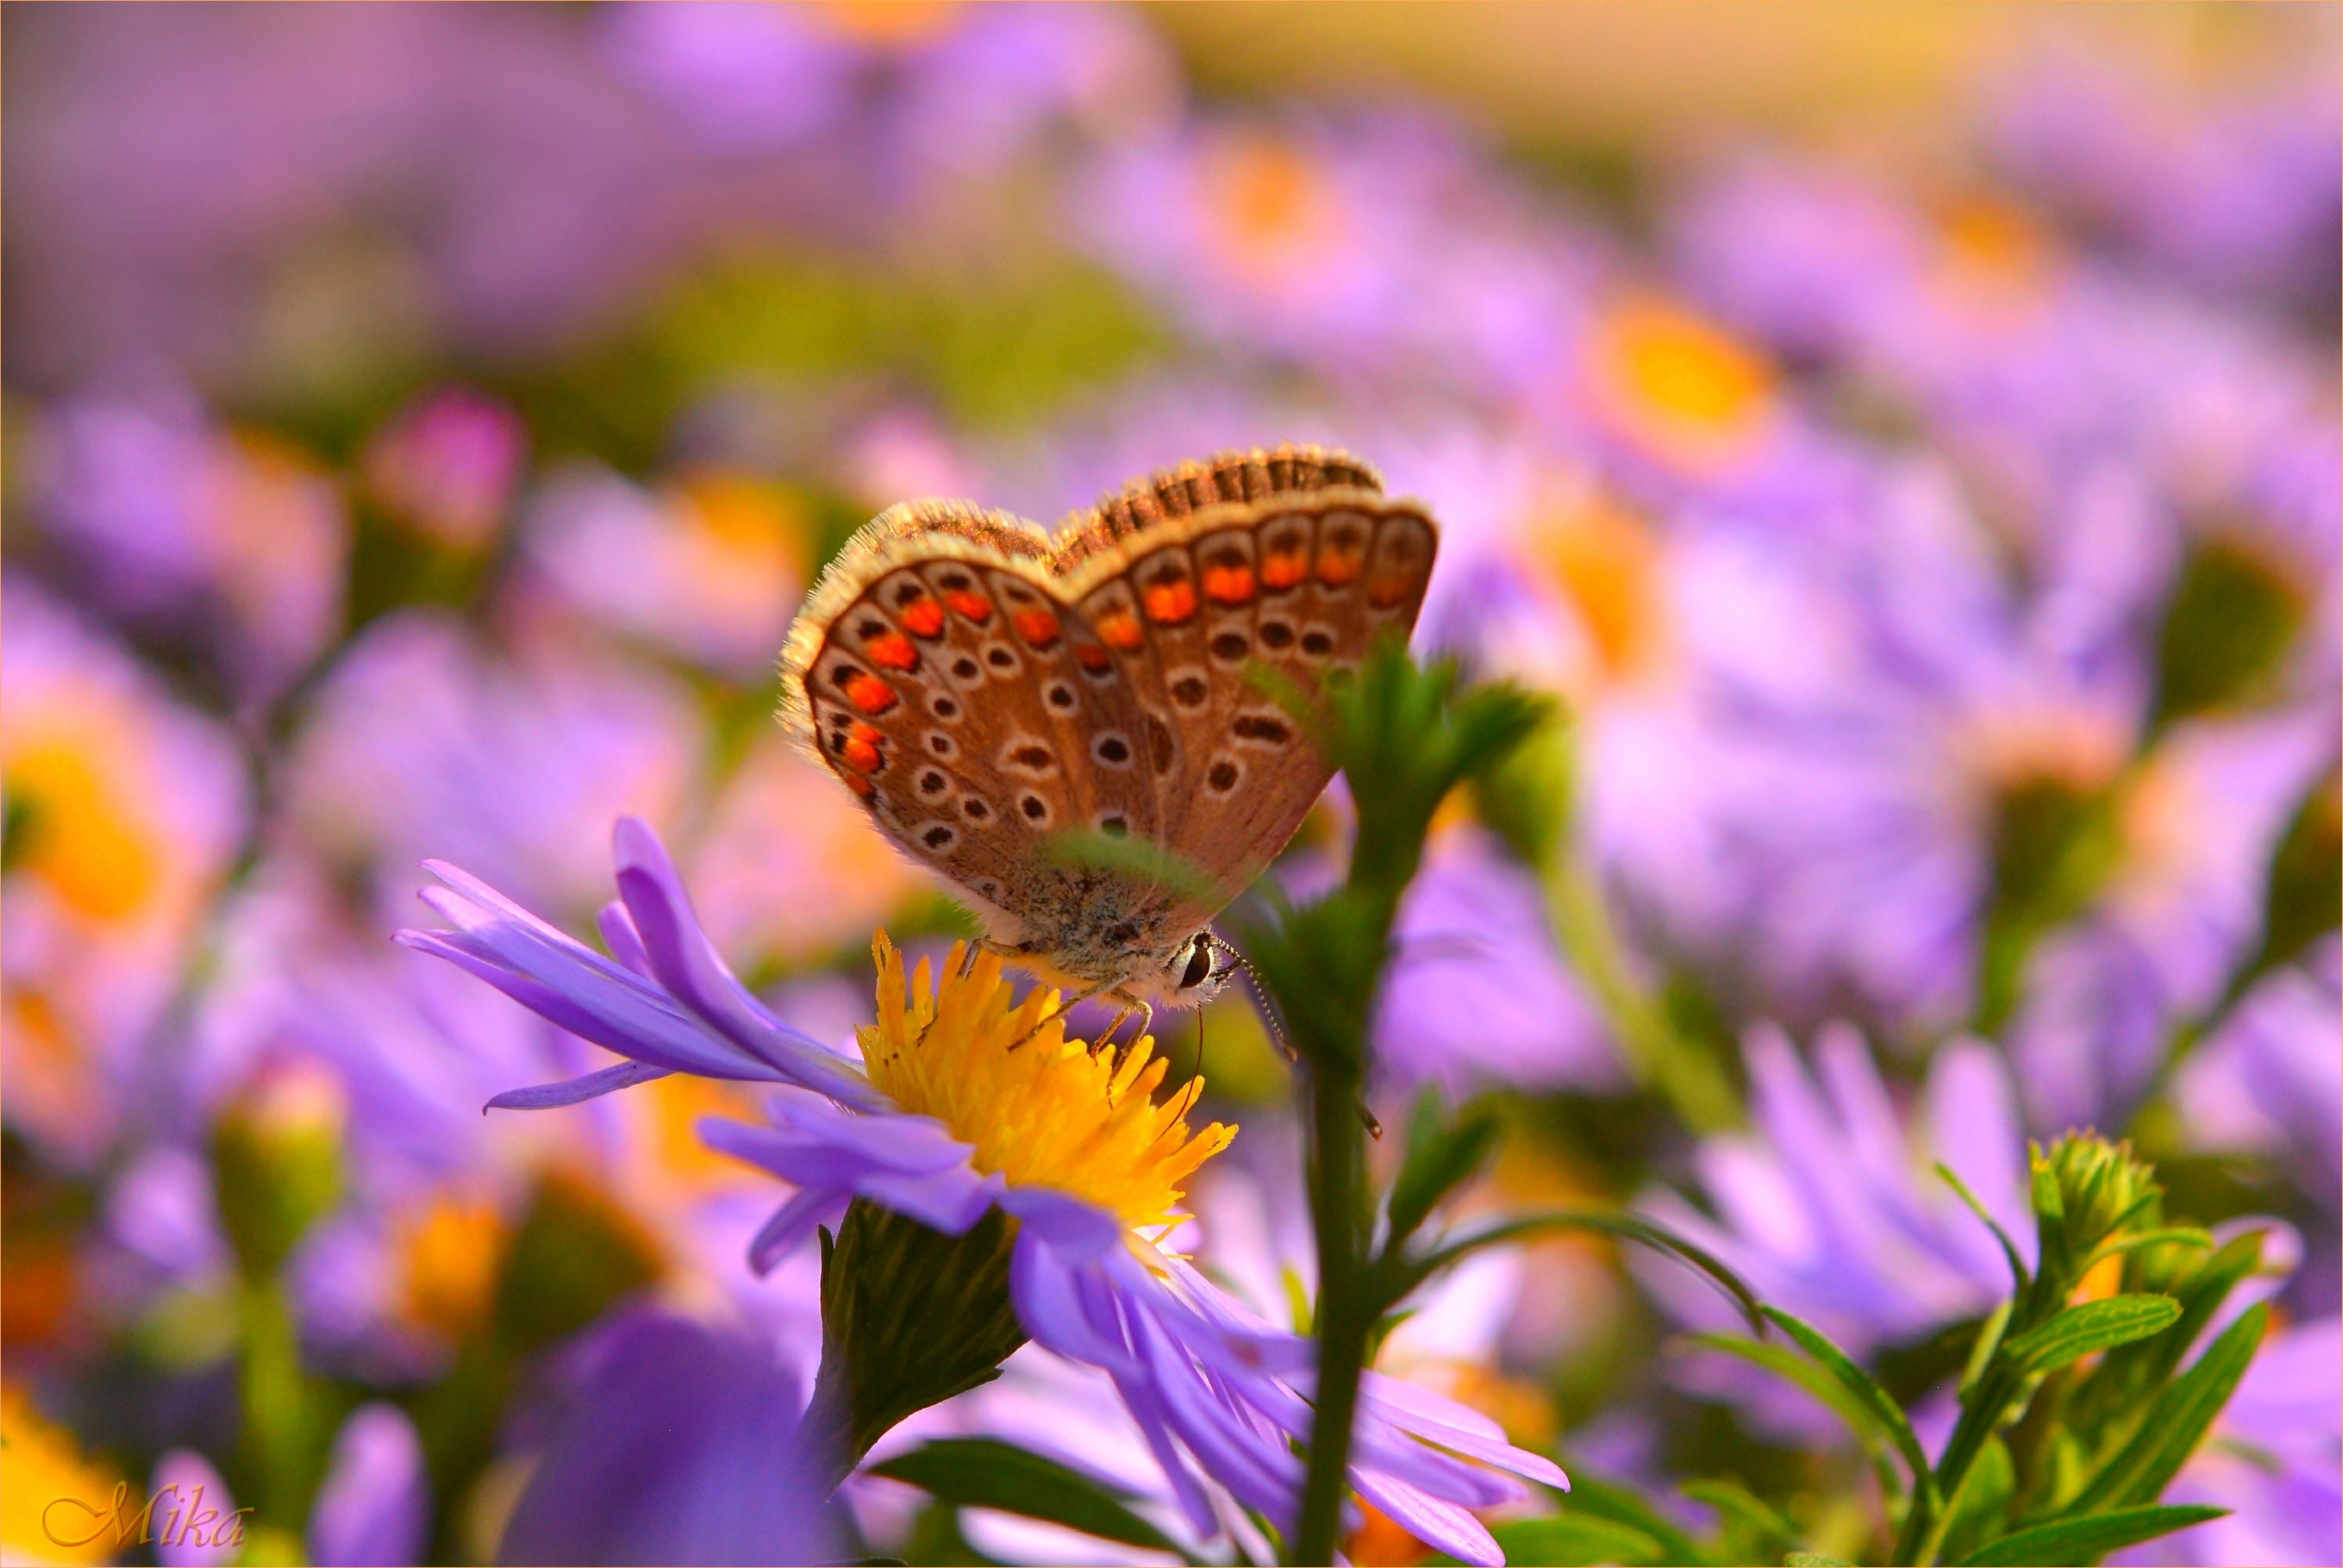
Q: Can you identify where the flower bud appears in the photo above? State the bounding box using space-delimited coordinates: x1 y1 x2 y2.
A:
211 1058 347 1281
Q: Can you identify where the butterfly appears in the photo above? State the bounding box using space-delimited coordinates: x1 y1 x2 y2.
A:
779 444 1438 1039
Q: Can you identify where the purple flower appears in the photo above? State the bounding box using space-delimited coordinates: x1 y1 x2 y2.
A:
2177 936 2343 1216
308 1403 430 1568
361 387 529 552
400 820 1569 1564
1638 1027 2034 1367
23 386 349 702
500 1309 836 1566
1069 106 1601 400
3 578 251 1165
513 463 811 681
1375 827 1623 1097
280 611 699 931
2010 710 2336 1132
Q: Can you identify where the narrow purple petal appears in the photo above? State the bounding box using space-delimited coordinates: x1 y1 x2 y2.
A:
597 900 655 979
611 817 887 1110
748 1190 850 1275
485 1061 674 1111
308 1404 429 1567
1353 1470 1501 1567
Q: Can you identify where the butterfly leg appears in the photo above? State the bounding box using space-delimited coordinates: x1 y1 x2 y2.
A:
1097 993 1154 1054
1007 978 1115 1052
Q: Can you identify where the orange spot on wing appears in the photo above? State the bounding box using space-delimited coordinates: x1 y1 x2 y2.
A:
944 589 994 624
843 672 899 716
1142 580 1198 624
1096 610 1145 649
1012 607 1062 648
1075 643 1115 671
845 771 876 798
1316 548 1363 587
841 723 886 775
1368 569 1419 609
865 631 920 671
1260 549 1308 589
1202 564 1255 605
898 597 947 638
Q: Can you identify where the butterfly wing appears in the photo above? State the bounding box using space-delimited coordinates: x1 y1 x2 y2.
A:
1050 447 1440 924
781 501 1165 935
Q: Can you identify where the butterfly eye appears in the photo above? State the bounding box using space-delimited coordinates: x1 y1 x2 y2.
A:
1179 939 1214 990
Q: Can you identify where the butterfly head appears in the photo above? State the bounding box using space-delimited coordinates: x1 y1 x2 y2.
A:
1144 930 1241 1011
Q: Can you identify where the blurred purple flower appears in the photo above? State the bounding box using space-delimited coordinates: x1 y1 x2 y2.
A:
2 578 251 1164
513 463 809 681
1983 44 2343 317
280 611 699 930
500 1308 832 1566
2010 709 2335 1131
361 386 528 552
149 1448 243 1568
308 1403 430 1568
1375 827 1622 1097
149 1405 427 1568
23 386 348 702
1071 106 1599 399
2176 936 2343 1215
400 819 1568 1565
1637 1027 2034 1373
599 2 1175 178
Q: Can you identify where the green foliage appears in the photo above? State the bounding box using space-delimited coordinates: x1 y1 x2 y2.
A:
2001 1296 2181 1374
870 1438 1193 1559
489 1171 663 1350
1953 1505 2227 1566
2151 537 2304 727
803 1202 1030 1491
210 1088 347 1282
1685 1135 2264 1566
1976 775 2124 1034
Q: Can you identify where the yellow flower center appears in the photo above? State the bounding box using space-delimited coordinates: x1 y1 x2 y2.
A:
860 935 1235 1235
4 730 164 923
394 1196 506 1340
1207 135 1344 283
1527 489 1668 687
1591 296 1776 469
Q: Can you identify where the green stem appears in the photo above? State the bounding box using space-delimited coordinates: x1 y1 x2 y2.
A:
1291 1051 1371 1566
1545 855 1740 1132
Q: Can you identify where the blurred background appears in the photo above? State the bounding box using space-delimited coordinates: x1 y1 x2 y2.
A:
3 4 2337 1565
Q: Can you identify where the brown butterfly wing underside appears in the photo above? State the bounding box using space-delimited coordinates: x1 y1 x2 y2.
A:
779 445 1438 1001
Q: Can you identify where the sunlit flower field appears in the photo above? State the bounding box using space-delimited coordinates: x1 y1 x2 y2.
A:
2 5 2336 1566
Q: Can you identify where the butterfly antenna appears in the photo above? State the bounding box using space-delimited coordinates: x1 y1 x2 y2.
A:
1225 948 1297 1063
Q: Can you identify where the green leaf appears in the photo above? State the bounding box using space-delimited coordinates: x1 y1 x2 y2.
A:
1681 1477 1797 1559
1680 1334 1897 1491
1954 1505 2227 1566
1762 1307 1935 1492
2071 1303 2267 1513
2003 1296 2181 1373
1935 1162 2029 1291
1431 1514 1669 1566
1552 1474 1712 1566
869 1438 1186 1557
1409 1207 1765 1335
1783 1555 1852 1566
1936 1436 2014 1567
1384 1090 1502 1250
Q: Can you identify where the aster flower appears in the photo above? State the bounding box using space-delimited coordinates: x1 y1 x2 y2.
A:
147 1404 428 1568
1635 1026 2035 1384
2176 935 2343 1220
514 462 812 682
23 386 349 702
360 386 529 553
401 818 1568 1565
3 578 251 1165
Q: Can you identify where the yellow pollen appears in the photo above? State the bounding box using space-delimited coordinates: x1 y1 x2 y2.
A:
859 933 1235 1233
